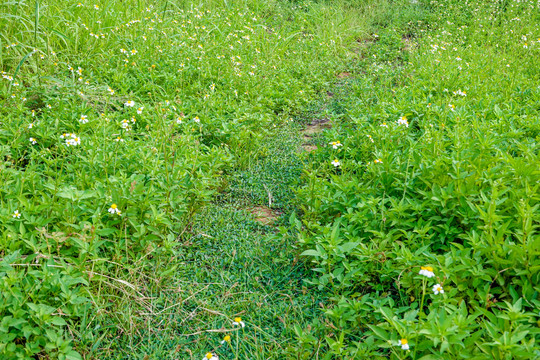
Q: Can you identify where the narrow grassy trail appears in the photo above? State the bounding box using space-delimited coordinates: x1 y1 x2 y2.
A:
91 120 331 359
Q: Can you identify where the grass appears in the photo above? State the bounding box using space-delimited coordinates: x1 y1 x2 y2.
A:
1 0 539 359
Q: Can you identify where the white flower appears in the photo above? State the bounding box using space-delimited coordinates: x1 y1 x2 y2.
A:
397 339 409 350
329 141 343 149
108 204 121 215
232 317 245 328
114 137 124 142
121 119 131 130
380 122 388 128
62 133 81 146
453 89 467 96
432 284 444 295
29 137 37 145
137 107 144 114
397 116 409 127
124 100 135 107
331 159 340 167
367 135 374 143
220 335 231 344
107 87 115 95
79 115 88 124
28 123 34 129
193 116 200 123
202 353 219 360
176 117 183 124
12 210 21 218
419 266 435 278
374 158 383 164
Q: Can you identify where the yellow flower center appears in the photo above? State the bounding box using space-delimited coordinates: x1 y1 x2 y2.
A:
234 317 242 323
401 339 408 345
206 353 213 359
111 204 117 209
223 335 231 342
421 266 433 272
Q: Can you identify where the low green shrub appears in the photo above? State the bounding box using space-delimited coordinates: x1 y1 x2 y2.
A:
291 0 540 358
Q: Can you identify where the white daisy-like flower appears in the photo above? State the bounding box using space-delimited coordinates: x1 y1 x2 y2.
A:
432 284 444 295
107 87 115 95
374 158 383 164
28 123 34 129
367 135 374 143
202 353 219 360
220 335 231 344
329 141 343 149
397 338 409 350
331 159 340 167
137 107 144 114
124 100 135 107
232 317 245 328
397 116 409 127
114 137 124 142
176 117 183 124
419 266 435 278
108 204 121 215
193 116 200 123
79 115 88 124
12 210 21 218
29 137 37 145
46 104 52 109
380 122 388 128
62 133 81 146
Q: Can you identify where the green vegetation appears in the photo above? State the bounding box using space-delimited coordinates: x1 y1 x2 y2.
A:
1 0 539 359
293 0 540 358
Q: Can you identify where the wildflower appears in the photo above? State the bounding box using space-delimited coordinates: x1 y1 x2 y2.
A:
419 266 435 278
329 141 343 149
93 4 99 9
176 117 183 124
28 123 34 129
331 159 340 167
62 133 81 146
397 339 409 350
397 116 409 127
46 104 52 109
374 158 383 164
107 87 115 95
380 122 388 128
125 100 135 107
137 107 144 114
79 115 88 124
220 335 231 344
432 284 444 295
77 2 83 6
114 137 124 142
449 104 455 112
203 353 219 360
232 317 245 328
29 137 37 145
121 119 131 129
193 116 200 123
12 210 21 218
367 135 374 143
130 49 138 56
108 204 121 215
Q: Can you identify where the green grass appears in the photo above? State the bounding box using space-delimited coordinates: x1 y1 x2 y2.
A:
2 0 539 359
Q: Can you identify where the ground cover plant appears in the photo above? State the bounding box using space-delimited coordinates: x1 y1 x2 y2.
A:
2 0 539 358
292 0 540 358
0 0 381 358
